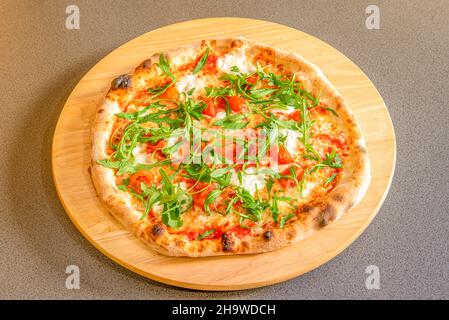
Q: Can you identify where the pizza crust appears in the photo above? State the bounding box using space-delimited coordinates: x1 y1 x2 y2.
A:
91 38 370 257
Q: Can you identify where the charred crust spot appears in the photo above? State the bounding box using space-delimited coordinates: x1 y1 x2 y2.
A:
221 233 234 252
242 241 250 249
151 223 166 237
332 193 344 203
317 204 337 228
286 229 296 241
141 59 152 69
97 108 105 114
111 74 131 89
301 204 314 214
87 166 91 175
231 39 243 48
263 230 273 241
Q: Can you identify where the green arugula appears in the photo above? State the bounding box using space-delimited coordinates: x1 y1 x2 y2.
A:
193 47 210 74
196 228 215 240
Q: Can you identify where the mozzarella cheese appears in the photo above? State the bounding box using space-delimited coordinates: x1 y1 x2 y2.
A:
217 51 255 74
272 106 296 114
280 129 301 156
132 143 148 163
231 167 267 196
215 111 226 119
175 74 206 94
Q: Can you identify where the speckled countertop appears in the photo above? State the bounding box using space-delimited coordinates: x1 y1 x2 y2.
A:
0 0 447 299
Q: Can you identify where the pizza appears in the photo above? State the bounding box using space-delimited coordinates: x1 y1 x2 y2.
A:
91 38 370 257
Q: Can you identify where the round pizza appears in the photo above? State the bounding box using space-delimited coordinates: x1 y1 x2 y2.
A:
91 38 370 257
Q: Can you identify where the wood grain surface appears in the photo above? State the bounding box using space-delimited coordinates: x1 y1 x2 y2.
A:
52 18 396 291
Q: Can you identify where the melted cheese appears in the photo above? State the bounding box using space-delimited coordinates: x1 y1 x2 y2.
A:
175 74 205 94
132 143 148 163
217 51 255 74
272 106 296 114
231 167 267 196
215 111 226 119
280 129 301 156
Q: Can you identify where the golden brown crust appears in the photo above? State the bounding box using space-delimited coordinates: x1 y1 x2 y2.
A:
91 38 370 257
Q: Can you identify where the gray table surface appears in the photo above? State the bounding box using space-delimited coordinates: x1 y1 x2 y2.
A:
1 0 448 299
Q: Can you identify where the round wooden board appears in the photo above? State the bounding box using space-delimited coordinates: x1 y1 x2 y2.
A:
52 18 396 291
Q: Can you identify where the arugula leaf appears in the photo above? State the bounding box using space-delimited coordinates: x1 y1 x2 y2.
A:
156 54 175 82
204 189 222 214
279 213 295 228
214 113 249 129
210 166 234 178
236 187 269 222
193 47 210 74
225 196 238 215
96 159 120 169
266 176 274 199
324 173 338 187
205 86 233 98
117 184 128 191
320 106 339 117
271 195 279 223
196 228 215 240
140 189 161 220
249 87 277 99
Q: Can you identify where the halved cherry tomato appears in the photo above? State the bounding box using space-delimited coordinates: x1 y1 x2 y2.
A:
246 74 258 85
289 110 302 122
202 54 218 74
132 90 152 105
129 171 154 194
192 182 217 209
146 139 165 153
229 225 251 238
202 99 217 117
278 166 304 189
227 95 246 113
278 145 294 164
161 85 179 100
201 96 226 117
146 139 166 160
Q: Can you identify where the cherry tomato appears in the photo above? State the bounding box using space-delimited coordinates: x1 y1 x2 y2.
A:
161 85 179 100
229 225 251 238
278 166 304 189
129 171 154 194
289 110 302 122
202 99 217 117
192 182 216 209
227 95 246 113
278 145 294 164
202 54 218 73
246 74 258 85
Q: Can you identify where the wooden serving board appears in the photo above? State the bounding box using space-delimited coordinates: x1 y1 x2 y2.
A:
52 18 396 290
